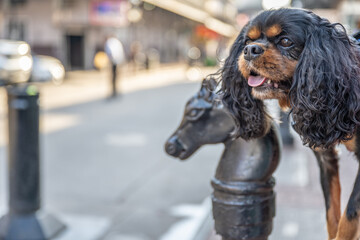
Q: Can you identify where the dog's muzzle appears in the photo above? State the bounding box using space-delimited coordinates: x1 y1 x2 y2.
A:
244 44 264 61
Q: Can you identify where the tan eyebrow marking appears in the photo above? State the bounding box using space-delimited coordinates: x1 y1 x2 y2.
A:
266 24 282 38
247 26 261 40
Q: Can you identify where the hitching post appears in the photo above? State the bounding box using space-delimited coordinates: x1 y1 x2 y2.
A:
164 79 282 240
211 123 281 240
211 124 281 240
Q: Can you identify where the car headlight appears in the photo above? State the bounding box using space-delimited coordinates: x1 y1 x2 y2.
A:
19 56 33 71
17 43 30 55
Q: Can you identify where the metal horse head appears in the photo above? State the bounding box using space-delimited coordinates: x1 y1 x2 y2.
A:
165 79 282 240
165 78 235 160
165 78 281 182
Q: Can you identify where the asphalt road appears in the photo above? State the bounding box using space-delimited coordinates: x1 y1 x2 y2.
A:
0 67 221 240
0 66 358 240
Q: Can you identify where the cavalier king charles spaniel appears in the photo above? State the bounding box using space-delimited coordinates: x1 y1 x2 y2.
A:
218 8 360 240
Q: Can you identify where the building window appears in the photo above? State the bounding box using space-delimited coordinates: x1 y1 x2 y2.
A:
62 0 77 9
10 0 27 7
7 19 25 41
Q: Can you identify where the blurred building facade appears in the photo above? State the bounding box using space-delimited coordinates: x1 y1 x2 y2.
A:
340 0 360 32
0 0 237 70
1 0 358 71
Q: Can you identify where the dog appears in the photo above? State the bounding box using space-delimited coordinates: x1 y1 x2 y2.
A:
218 8 360 240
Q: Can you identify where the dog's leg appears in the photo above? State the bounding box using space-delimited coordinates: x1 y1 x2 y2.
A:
314 148 341 240
336 211 360 240
336 135 360 240
335 166 360 240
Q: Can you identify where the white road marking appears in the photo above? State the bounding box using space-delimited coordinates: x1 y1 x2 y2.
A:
104 133 148 147
40 113 81 134
103 233 149 240
160 198 212 240
282 222 299 238
54 214 110 240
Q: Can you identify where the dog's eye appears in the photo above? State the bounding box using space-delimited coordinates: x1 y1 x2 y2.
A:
279 38 293 47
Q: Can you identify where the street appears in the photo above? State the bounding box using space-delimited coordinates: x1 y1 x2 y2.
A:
0 0 358 239
0 65 358 240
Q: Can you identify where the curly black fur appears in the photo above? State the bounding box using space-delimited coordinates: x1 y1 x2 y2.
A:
212 25 271 140
217 8 360 148
290 12 360 148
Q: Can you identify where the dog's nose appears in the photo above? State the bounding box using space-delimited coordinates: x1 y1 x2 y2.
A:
244 44 264 61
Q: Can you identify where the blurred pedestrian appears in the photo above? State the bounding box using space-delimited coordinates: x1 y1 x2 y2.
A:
129 41 141 73
104 36 125 98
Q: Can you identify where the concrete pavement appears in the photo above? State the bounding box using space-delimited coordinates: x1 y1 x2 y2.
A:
0 64 358 240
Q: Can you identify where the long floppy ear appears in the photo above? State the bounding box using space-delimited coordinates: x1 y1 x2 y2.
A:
219 25 270 140
290 16 360 148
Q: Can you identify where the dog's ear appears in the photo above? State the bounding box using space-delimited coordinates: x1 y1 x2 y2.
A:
290 17 360 148
220 25 270 140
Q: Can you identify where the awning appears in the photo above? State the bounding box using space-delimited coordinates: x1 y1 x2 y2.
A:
141 0 238 38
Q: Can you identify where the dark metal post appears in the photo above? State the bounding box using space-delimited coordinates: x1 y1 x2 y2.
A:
211 125 281 240
0 85 65 240
279 111 294 146
164 79 282 240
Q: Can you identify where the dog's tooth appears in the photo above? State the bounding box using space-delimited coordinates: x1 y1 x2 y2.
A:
267 80 271 84
274 83 279 88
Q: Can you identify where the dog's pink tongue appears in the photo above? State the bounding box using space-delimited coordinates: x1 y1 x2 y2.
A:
248 75 266 87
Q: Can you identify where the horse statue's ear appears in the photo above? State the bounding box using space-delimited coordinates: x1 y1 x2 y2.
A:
203 77 218 92
200 77 218 102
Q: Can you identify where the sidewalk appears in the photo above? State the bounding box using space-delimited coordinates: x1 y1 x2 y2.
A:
40 63 216 110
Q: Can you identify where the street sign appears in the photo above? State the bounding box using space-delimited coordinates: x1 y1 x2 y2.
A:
89 0 129 27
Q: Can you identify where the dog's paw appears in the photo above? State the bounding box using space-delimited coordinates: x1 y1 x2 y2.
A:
346 201 358 220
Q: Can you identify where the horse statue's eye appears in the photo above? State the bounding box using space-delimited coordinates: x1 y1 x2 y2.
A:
189 109 198 117
186 108 206 121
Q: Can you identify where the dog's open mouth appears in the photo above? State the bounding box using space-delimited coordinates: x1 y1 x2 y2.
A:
248 70 267 87
247 70 288 90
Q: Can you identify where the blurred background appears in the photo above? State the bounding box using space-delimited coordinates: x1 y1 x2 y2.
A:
0 0 359 240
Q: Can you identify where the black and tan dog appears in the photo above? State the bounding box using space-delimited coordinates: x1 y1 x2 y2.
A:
218 8 360 240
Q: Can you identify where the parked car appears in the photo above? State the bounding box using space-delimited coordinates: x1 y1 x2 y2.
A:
0 39 33 86
30 55 65 85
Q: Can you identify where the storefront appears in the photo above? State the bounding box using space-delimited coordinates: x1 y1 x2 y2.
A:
0 0 236 70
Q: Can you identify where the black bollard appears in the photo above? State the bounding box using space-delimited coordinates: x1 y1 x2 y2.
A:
165 79 281 240
279 111 294 146
211 125 281 240
0 85 65 240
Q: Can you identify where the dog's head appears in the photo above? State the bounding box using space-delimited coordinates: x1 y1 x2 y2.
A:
221 8 360 148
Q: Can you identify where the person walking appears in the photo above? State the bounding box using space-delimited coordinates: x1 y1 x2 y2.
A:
104 36 125 98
